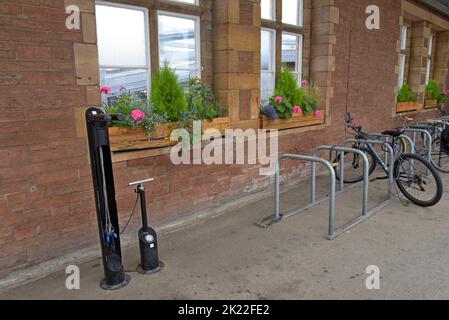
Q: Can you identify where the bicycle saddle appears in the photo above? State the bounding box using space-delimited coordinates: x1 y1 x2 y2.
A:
382 130 403 137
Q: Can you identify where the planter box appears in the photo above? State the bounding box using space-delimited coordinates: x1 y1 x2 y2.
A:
108 126 176 152
260 112 325 130
396 102 419 113
201 117 231 134
108 117 231 152
424 100 439 109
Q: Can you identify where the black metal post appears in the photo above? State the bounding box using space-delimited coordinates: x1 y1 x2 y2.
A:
85 108 130 290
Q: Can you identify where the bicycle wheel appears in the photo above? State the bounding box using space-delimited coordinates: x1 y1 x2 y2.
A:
394 153 443 207
334 146 377 183
430 137 449 173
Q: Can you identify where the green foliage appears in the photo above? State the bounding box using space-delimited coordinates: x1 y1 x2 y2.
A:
186 78 224 120
301 83 320 115
103 89 166 135
151 64 188 122
439 93 448 105
274 66 303 107
397 83 418 103
269 95 292 119
426 80 442 101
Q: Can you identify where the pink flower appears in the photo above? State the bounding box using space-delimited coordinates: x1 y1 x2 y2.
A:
100 86 112 94
301 80 309 87
274 96 283 103
293 106 302 114
131 109 145 123
314 109 323 117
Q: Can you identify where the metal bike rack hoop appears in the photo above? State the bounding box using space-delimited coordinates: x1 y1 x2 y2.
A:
256 154 336 238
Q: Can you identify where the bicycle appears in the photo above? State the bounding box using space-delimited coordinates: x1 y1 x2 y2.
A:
333 113 443 207
407 119 449 173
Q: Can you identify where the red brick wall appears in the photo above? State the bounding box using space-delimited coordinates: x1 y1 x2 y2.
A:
0 0 98 276
0 0 446 277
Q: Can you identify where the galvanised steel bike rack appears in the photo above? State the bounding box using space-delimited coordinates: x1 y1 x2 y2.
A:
403 126 433 162
367 133 415 166
256 146 374 240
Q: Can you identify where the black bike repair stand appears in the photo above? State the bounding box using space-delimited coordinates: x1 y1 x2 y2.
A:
129 179 164 274
85 108 130 290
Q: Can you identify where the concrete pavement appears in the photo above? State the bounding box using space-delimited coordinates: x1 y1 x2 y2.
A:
1 170 449 300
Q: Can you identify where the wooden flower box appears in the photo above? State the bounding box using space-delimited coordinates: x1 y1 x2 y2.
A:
396 102 419 113
108 117 231 153
201 117 232 133
424 100 439 109
260 112 325 131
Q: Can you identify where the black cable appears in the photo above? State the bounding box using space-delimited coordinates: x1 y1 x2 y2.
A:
120 193 140 234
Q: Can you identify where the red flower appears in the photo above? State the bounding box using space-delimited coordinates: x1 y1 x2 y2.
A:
100 86 112 94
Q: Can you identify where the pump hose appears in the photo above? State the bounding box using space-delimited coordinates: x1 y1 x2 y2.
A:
120 193 140 234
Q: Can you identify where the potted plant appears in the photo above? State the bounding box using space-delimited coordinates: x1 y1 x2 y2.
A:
396 83 419 112
186 77 230 134
105 64 231 152
425 80 441 109
260 69 324 130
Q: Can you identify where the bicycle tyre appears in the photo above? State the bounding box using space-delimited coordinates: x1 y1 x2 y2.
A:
394 153 443 207
334 146 377 184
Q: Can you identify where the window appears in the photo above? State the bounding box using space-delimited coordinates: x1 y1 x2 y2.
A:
282 0 303 26
261 29 276 102
261 0 275 20
260 0 304 101
282 33 303 83
158 12 201 85
398 25 408 88
96 3 151 99
425 34 434 85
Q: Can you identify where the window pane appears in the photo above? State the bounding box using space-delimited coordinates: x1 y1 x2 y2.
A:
282 0 301 26
100 68 148 97
96 5 148 67
400 26 407 50
282 34 298 72
428 35 433 56
261 30 274 71
398 54 406 88
261 72 275 102
170 0 196 4
261 0 274 20
426 59 431 85
159 14 198 73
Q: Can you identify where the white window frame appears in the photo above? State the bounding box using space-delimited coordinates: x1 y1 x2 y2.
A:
157 10 202 80
96 1 152 94
164 0 199 5
261 0 276 21
282 0 304 27
426 34 434 85
398 25 408 88
261 28 276 102
282 31 303 85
